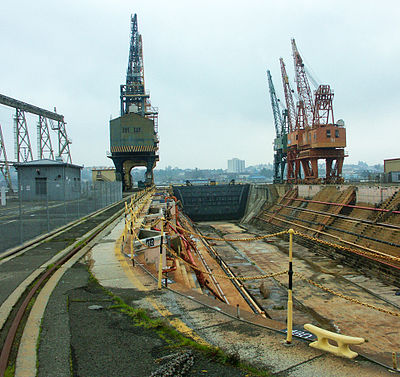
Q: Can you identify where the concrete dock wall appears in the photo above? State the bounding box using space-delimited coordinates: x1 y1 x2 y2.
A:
241 184 290 223
297 184 400 205
242 183 400 224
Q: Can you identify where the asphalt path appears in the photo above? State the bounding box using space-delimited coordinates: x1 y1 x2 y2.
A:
38 262 251 377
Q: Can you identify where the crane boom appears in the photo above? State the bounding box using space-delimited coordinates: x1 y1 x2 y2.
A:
267 70 288 184
291 39 313 127
279 58 297 132
126 14 144 89
267 70 283 137
120 14 148 116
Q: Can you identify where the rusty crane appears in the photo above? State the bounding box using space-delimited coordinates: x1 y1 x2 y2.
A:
283 39 346 183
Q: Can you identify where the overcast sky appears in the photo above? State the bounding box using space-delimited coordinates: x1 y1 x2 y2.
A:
0 0 399 169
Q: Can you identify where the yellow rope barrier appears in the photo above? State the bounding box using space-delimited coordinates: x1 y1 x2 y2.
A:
164 243 287 281
294 272 400 317
258 214 400 264
131 227 148 249
293 231 400 264
167 220 288 242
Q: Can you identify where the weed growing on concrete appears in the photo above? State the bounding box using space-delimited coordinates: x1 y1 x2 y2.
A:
86 267 271 376
36 320 43 370
4 364 15 377
108 294 269 375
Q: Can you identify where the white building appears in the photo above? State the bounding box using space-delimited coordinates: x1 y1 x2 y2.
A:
228 158 245 173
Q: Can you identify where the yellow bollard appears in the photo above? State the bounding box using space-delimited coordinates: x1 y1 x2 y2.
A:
157 218 164 290
393 352 398 370
286 228 294 344
304 324 364 359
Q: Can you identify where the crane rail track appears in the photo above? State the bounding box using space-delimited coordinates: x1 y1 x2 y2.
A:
193 223 272 319
182 217 275 319
0 192 143 377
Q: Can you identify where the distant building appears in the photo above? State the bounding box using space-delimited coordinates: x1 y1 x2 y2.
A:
228 158 245 173
14 159 82 200
384 158 400 183
92 168 116 182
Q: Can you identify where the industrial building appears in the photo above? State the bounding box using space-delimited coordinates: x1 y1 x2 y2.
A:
14 159 82 200
384 158 400 183
92 167 116 182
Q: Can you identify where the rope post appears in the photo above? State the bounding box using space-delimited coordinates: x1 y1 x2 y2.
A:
158 217 165 290
286 228 294 344
130 225 134 260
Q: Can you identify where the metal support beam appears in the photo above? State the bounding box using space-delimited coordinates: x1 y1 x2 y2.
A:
0 124 13 192
1 93 72 163
0 93 63 122
14 109 33 162
37 115 54 160
50 120 72 163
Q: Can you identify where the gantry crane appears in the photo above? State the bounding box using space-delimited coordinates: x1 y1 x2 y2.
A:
109 14 159 190
286 39 346 183
280 58 301 183
267 70 288 183
120 14 158 135
0 94 72 164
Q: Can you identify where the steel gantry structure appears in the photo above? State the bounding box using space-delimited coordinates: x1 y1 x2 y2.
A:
0 124 13 192
37 116 54 160
267 70 288 184
0 94 72 164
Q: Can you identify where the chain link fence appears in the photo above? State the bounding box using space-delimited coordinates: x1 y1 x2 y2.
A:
0 180 122 254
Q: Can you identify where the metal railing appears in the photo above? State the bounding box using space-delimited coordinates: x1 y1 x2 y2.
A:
0 180 122 254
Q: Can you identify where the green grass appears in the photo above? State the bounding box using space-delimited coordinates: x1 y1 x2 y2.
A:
4 364 15 377
86 269 270 376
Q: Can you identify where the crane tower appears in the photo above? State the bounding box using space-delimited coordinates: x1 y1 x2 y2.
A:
267 70 287 183
279 58 301 182
109 14 159 190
